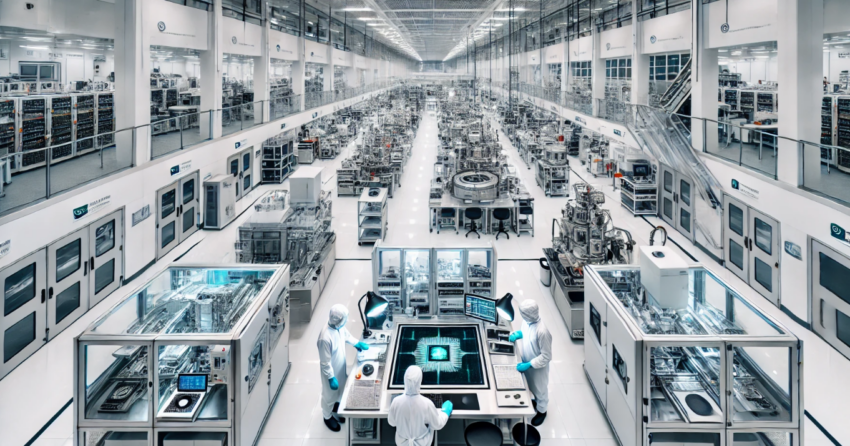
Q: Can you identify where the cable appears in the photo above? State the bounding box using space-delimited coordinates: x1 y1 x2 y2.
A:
649 225 667 246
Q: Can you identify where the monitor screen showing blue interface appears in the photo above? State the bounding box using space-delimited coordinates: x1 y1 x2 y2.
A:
465 294 497 323
390 325 485 388
178 374 208 392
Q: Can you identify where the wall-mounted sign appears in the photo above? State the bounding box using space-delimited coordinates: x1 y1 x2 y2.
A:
170 165 180 176
203 172 212 181
839 53 850 59
784 241 802 260
255 149 261 158
155 20 196 38
720 23 730 33
232 37 238 44
73 196 111 221
280 123 287 130
158 21 166 32
235 139 248 149
650 35 657 44
731 179 759 200
575 116 585 124
131 205 151 227
0 240 10 261
613 129 623 137
831 223 850 247
170 161 191 176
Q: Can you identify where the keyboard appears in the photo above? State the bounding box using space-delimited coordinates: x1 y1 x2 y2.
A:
493 365 525 390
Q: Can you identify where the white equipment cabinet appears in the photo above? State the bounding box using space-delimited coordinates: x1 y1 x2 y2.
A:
583 259 802 446
357 187 388 245
74 263 291 446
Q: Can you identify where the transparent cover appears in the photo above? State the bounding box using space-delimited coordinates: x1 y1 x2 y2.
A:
84 344 150 422
596 267 784 337
90 267 275 335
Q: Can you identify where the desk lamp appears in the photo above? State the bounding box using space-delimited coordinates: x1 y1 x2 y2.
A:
358 291 389 337
495 293 515 322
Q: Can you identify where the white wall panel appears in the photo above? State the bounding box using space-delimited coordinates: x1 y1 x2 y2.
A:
333 48 352 67
305 40 329 64
146 0 209 51
222 17 263 57
569 36 593 61
704 0 778 49
599 25 632 59
269 30 299 61
543 42 565 64
0 0 113 38
641 9 692 54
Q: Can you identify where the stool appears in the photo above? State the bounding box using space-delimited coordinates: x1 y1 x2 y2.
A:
464 422 503 446
511 423 541 446
492 208 511 240
465 207 483 239
516 206 534 237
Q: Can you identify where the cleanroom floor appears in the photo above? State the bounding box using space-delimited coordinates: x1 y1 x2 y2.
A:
6 109 841 446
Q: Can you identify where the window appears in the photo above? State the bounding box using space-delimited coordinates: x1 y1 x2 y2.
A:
304 4 329 44
166 0 213 11
223 0 263 26
637 0 691 21
269 0 300 36
570 61 591 78
542 9 565 48
650 52 689 81
330 18 345 50
605 58 631 79
594 0 632 30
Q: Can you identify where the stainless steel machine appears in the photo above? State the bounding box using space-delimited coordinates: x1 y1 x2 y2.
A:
543 182 634 339
583 249 802 446
74 263 291 446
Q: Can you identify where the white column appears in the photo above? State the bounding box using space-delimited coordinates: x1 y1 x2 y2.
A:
114 0 149 166
254 0 270 124
777 0 823 185
690 0 718 150
591 27 606 116
631 0 650 106
201 0 223 139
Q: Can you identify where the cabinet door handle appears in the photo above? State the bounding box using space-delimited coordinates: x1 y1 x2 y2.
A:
41 289 46 303
90 257 95 270
48 287 54 300
84 261 88 276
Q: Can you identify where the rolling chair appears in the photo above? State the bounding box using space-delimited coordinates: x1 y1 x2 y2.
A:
465 207 483 239
492 208 511 240
464 421 503 446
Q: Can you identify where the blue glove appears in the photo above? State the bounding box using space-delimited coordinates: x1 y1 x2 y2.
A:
442 400 453 416
509 331 523 342
329 377 339 390
517 362 532 373
354 342 370 352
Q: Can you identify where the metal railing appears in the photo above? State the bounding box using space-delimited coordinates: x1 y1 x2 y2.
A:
270 95 301 121
151 110 215 159
596 98 633 125
0 127 136 216
305 91 335 110
0 83 399 219
221 100 265 136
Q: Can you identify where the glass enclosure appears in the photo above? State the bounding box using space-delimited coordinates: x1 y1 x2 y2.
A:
83 344 151 422
377 249 403 312
404 250 431 313
89 266 274 336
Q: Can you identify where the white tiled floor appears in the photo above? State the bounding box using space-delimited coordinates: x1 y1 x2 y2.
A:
12 108 843 446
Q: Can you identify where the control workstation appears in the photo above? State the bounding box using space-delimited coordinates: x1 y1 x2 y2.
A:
338 292 536 444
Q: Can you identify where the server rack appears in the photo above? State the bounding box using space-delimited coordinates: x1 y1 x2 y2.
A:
822 96 836 165
74 94 96 155
836 97 850 172
96 92 115 148
723 88 739 111
757 92 777 113
49 96 74 164
19 96 48 172
739 90 755 115
0 98 16 158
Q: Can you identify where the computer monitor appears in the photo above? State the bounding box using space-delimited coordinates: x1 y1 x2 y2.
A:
464 293 497 324
20 65 37 78
177 374 208 392
633 164 650 177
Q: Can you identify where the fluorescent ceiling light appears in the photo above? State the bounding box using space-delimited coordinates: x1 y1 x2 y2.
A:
20 45 49 50
358 17 380 21
342 7 371 11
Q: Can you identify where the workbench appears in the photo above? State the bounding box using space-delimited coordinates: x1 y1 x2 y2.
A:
338 317 537 445
428 192 534 236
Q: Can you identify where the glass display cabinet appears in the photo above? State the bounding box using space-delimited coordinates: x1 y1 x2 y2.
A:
372 244 497 317
75 263 291 446
583 263 802 446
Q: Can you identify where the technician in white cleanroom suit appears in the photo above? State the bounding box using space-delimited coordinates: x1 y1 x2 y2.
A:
388 366 453 446
509 299 553 426
318 304 371 432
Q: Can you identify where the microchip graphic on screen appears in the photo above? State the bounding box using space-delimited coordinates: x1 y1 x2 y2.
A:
429 346 450 361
